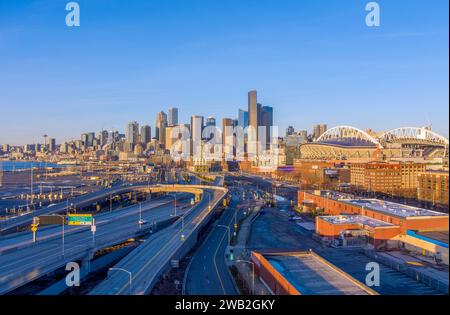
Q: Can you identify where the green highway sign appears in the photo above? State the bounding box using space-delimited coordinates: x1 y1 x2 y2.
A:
67 214 93 226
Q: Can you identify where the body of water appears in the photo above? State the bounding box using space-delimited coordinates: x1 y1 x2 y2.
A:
0 161 60 171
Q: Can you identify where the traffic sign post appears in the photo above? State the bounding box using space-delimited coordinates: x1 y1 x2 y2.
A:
67 214 93 226
91 218 96 246
31 217 39 243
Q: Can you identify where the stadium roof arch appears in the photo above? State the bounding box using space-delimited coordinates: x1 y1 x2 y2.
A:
316 126 383 148
378 127 449 147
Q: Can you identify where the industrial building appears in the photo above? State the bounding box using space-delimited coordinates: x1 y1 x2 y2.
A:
251 251 377 295
298 190 449 262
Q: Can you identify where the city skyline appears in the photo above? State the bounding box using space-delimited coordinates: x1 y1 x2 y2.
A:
0 1 448 301
0 0 448 145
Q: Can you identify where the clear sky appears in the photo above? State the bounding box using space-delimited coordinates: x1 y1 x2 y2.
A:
0 0 448 145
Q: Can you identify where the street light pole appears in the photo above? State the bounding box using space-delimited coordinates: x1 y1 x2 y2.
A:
109 268 132 294
218 225 231 245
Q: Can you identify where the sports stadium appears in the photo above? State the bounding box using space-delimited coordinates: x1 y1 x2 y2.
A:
300 126 449 163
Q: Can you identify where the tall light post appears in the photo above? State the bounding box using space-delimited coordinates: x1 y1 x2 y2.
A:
109 268 132 294
236 259 255 295
138 202 143 226
170 193 177 217
217 225 231 246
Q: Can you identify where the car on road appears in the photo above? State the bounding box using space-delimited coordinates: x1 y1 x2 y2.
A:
138 219 148 225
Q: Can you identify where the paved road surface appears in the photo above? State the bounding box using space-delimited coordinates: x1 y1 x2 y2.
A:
184 193 242 295
0 197 190 294
89 188 227 295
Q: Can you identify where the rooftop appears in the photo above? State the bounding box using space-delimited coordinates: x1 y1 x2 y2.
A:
319 215 395 228
265 252 375 295
345 199 447 218
312 190 448 219
416 230 449 246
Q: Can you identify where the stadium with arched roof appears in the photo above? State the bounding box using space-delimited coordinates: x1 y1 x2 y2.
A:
300 125 449 162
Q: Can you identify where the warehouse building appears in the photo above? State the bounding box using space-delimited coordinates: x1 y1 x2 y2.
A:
251 251 377 295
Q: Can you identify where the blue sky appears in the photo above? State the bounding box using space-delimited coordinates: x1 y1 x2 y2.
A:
0 0 448 145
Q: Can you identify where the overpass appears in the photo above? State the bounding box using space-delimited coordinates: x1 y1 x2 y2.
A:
0 184 213 233
0 183 227 294
89 186 228 295
0 197 181 294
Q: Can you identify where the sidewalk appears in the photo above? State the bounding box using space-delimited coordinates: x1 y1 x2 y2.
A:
229 202 271 295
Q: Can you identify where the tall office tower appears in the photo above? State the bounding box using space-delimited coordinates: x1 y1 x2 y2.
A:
205 116 216 127
204 116 217 141
222 118 234 161
238 109 249 129
248 90 262 157
168 107 178 126
155 111 168 146
261 106 273 149
313 124 328 140
248 90 260 131
140 125 151 145
320 124 328 137
86 132 95 147
81 133 88 146
190 115 204 157
107 130 115 145
126 121 140 148
99 130 109 146
49 138 56 152
286 126 295 136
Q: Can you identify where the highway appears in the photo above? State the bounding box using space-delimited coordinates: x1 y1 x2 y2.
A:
89 187 228 295
0 182 209 232
183 192 243 295
0 183 141 232
0 196 190 294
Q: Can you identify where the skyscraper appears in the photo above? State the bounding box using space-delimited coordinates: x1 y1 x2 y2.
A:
81 133 88 146
191 115 204 157
126 121 139 147
168 107 178 126
313 124 328 140
248 90 261 157
286 126 295 136
87 132 95 147
248 90 260 133
99 130 109 146
238 109 248 129
222 118 234 160
320 124 328 137
261 106 273 149
49 138 56 152
155 111 168 146
140 125 151 145
205 116 216 127
205 116 217 141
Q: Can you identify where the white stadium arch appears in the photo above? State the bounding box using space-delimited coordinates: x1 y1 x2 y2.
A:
378 127 449 147
316 125 383 148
